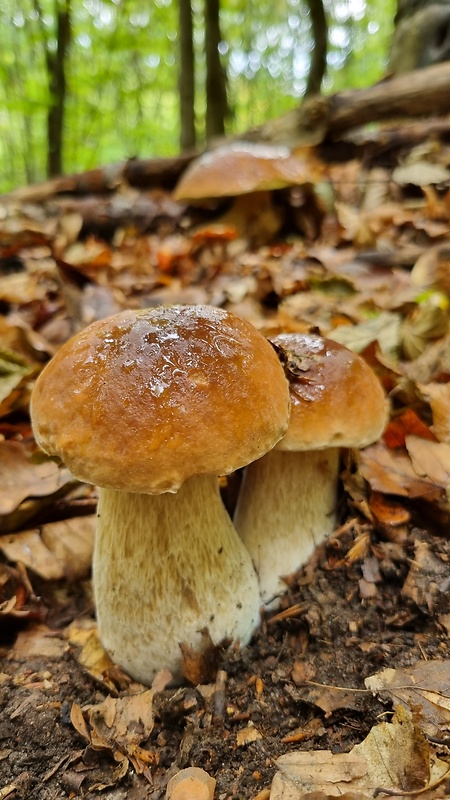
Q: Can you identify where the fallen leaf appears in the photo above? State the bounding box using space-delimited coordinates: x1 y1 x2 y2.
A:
0 272 44 304
73 688 157 782
236 722 263 746
359 441 443 500
66 623 123 694
0 440 73 515
401 540 450 612
270 707 448 799
383 408 437 449
401 295 449 359
418 382 450 443
299 683 362 717
328 311 402 356
9 624 68 660
405 434 450 491
365 659 450 738
403 333 450 384
0 347 34 415
40 516 95 580
393 160 450 187
369 491 411 526
0 517 94 580
166 767 216 800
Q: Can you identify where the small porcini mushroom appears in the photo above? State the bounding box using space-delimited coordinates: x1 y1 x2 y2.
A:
30 305 290 684
173 141 321 245
234 332 388 608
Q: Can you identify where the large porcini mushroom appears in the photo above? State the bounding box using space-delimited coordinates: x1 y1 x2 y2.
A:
173 141 321 245
30 305 290 683
234 332 388 608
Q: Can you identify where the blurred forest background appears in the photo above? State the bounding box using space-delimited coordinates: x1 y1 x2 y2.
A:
0 0 395 194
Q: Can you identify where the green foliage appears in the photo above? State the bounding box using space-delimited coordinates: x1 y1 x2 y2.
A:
0 0 396 193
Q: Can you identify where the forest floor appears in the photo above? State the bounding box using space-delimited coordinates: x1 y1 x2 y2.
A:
1 120 450 800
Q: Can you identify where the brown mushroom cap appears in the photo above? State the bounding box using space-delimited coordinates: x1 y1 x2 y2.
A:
31 305 290 493
173 141 319 201
270 332 388 451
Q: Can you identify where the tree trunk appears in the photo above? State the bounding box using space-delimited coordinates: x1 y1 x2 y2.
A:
304 0 328 97
32 0 71 178
47 0 71 177
178 0 196 151
204 0 228 143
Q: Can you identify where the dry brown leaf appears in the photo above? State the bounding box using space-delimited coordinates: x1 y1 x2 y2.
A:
418 382 450 442
365 659 450 738
383 408 437 449
63 236 112 271
411 244 450 292
393 160 450 187
270 707 448 799
405 434 450 491
299 684 362 717
70 702 90 742
369 491 411 526
439 614 450 636
359 441 443 500
0 530 64 580
236 722 263 747
40 517 95 580
166 767 216 800
9 624 68 660
0 272 45 304
72 688 157 783
328 311 402 356
403 333 450 383
65 623 124 694
0 441 73 515
400 295 450 359
0 517 94 580
401 540 450 612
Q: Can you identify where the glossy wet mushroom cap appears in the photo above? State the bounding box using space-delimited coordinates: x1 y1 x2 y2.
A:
31 304 291 493
271 332 388 451
173 141 321 201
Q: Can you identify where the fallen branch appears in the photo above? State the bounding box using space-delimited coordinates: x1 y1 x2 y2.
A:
4 62 450 202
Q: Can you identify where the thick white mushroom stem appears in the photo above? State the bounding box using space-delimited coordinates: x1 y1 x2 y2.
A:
94 474 261 685
234 448 340 609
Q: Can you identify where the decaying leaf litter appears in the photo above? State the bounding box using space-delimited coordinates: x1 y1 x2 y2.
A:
0 123 450 800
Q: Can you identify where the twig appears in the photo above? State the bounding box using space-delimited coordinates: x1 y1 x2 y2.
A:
267 603 309 624
305 680 369 693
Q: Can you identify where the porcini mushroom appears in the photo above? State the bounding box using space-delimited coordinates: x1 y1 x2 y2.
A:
30 305 290 684
234 332 388 607
173 141 322 245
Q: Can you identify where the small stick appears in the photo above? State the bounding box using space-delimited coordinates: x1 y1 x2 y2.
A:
212 669 227 723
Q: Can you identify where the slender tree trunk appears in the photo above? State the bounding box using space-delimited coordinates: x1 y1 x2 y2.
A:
304 0 328 97
204 0 228 143
32 0 71 178
178 0 196 151
47 1 71 176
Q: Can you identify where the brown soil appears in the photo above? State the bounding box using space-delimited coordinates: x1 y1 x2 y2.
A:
1 518 449 800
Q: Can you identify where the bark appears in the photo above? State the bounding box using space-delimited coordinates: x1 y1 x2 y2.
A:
328 61 450 134
7 154 194 203
253 61 450 146
47 1 71 177
304 0 328 97
204 0 228 142
32 0 71 178
178 0 196 151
